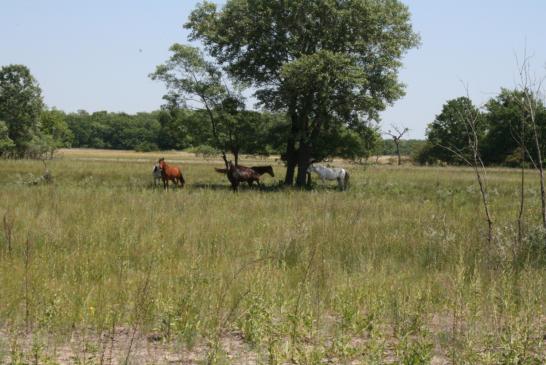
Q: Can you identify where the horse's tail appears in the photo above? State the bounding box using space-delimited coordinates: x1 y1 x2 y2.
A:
344 170 350 190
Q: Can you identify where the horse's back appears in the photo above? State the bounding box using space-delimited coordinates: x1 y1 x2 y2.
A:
166 166 182 178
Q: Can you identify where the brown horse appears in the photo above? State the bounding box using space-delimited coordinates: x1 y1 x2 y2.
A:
158 158 185 190
226 161 262 191
215 165 274 187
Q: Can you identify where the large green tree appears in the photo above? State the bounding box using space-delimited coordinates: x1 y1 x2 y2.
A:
186 0 419 186
483 88 546 165
425 97 486 164
0 64 44 155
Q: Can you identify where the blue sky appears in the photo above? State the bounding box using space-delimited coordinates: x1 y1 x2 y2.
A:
1 1 545 138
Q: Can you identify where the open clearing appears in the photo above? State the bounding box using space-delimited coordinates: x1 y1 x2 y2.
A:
0 149 545 364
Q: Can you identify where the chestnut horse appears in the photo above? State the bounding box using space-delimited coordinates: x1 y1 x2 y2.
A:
226 161 262 191
158 158 185 190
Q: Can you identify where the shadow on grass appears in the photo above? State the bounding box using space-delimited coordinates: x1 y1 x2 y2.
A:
189 182 286 193
188 181 346 193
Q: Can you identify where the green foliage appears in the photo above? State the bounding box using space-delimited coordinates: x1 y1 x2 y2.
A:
424 97 485 164
25 130 57 159
151 43 266 162
39 109 73 148
0 64 44 156
422 89 546 166
483 88 546 165
65 110 161 151
150 43 226 111
60 107 289 155
0 120 15 153
381 139 426 157
313 124 382 162
185 144 219 158
187 0 420 183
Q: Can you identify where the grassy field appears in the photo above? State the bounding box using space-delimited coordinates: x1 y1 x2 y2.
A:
0 149 545 364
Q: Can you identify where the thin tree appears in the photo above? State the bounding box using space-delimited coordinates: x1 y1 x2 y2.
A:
436 87 494 244
511 90 527 244
150 44 233 168
516 51 546 229
384 125 409 165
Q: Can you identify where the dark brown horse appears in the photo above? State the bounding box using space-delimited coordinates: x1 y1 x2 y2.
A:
158 158 185 190
215 164 274 187
249 165 274 177
226 161 262 191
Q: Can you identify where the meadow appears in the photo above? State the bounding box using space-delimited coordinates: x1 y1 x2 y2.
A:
0 149 544 364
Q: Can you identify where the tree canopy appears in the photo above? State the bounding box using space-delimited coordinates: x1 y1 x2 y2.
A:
186 0 420 185
0 64 44 155
424 97 485 164
419 89 546 166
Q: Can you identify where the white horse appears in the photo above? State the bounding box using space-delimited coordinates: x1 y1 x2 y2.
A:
152 163 162 187
306 164 349 191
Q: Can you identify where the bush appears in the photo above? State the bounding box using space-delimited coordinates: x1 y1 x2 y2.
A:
134 142 159 152
413 142 437 165
185 145 219 158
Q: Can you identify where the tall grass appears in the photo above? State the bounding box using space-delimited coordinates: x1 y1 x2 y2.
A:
0 152 544 364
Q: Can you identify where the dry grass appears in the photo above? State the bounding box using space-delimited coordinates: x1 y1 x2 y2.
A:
0 149 545 364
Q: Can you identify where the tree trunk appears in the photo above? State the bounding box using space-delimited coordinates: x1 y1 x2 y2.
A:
284 105 300 186
396 143 401 165
295 140 311 187
284 138 297 185
295 120 321 187
232 146 239 166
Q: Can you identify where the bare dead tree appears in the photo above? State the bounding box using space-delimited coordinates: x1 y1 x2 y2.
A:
436 86 494 244
460 95 494 244
384 125 409 165
516 51 546 229
511 92 527 245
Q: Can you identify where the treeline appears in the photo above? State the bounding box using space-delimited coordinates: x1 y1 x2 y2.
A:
0 63 385 161
380 139 425 157
65 108 288 155
417 89 546 166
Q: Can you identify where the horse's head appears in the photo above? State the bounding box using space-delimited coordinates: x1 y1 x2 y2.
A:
306 164 316 174
158 158 166 169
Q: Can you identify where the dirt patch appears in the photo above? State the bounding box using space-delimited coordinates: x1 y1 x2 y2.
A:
0 328 257 365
